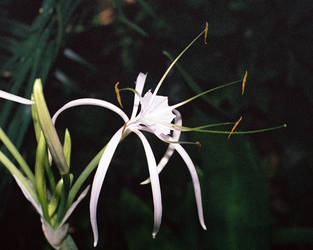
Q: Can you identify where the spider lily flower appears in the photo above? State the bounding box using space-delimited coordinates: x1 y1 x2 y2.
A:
51 28 219 247
52 72 208 247
0 89 34 104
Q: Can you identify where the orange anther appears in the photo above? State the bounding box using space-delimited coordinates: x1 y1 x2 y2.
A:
228 116 243 139
204 21 208 45
242 70 248 95
115 81 123 108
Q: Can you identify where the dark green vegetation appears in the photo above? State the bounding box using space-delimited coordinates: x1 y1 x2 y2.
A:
0 0 312 249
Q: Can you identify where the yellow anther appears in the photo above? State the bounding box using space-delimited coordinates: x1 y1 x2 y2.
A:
115 81 123 108
228 116 243 139
204 21 208 44
242 70 248 95
196 141 202 148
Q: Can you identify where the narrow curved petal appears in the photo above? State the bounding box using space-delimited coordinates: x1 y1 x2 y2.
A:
130 73 147 119
90 127 124 247
52 98 129 125
155 109 182 172
0 90 34 105
131 128 162 238
172 143 207 230
59 185 90 228
140 109 182 185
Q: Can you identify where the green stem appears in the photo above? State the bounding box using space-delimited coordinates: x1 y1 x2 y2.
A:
0 127 35 184
59 234 79 250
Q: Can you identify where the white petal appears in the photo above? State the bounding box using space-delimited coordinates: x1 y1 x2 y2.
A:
13 175 43 217
131 129 162 238
0 90 34 105
59 185 90 228
52 98 129 124
140 109 182 185
130 73 147 119
172 143 207 230
138 91 175 135
90 127 124 247
155 109 182 172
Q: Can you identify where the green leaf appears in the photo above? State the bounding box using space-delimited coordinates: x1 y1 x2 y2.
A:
0 127 35 184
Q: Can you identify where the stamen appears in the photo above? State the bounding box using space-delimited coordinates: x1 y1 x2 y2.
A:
151 27 206 101
204 21 208 44
160 136 201 146
191 123 287 135
119 87 141 99
171 79 242 110
170 122 234 132
228 116 243 139
115 82 123 108
242 70 248 95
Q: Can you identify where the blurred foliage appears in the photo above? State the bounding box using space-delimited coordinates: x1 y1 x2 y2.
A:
0 0 312 249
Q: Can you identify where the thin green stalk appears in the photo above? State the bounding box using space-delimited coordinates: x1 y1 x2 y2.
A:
163 50 230 119
153 30 205 96
67 147 105 206
171 79 242 110
0 127 35 184
170 122 235 131
195 124 287 135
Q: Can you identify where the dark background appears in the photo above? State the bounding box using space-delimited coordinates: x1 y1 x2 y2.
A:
0 0 312 249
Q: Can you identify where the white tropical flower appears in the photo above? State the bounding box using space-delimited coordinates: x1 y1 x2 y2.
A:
0 89 34 104
52 72 207 247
